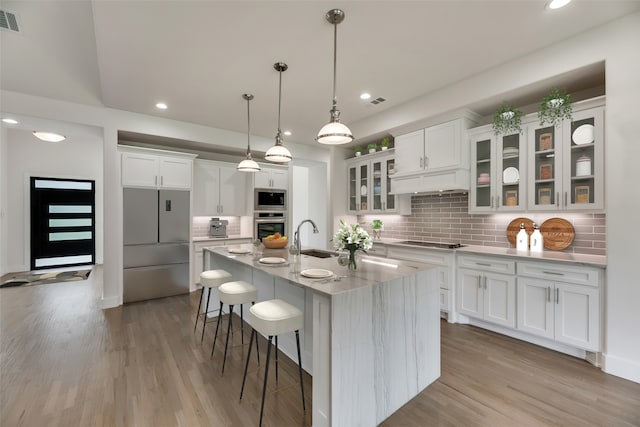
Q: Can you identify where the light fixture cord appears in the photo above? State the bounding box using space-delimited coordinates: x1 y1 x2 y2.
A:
246 97 251 156
332 19 338 108
277 69 283 145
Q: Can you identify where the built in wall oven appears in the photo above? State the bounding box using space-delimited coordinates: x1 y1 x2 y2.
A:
255 212 287 240
254 188 287 211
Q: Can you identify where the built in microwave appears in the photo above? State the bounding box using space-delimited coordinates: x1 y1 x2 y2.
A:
254 188 287 211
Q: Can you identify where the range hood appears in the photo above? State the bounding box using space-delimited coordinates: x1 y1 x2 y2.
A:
390 168 470 195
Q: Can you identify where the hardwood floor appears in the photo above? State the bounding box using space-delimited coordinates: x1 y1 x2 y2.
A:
1 267 639 426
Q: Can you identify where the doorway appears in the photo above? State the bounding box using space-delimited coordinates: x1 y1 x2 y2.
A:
30 177 95 270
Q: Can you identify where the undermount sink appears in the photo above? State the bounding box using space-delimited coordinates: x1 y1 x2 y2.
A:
300 249 337 258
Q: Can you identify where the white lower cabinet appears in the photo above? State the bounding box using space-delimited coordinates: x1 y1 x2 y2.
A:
517 261 601 351
457 268 516 328
192 239 252 288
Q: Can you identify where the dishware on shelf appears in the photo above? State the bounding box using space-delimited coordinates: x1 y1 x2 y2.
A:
258 257 287 264
502 147 519 158
572 124 594 145
503 167 519 184
477 173 490 185
576 155 592 176
300 269 333 279
360 185 367 196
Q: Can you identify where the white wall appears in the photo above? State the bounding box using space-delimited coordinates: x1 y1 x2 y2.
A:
292 163 329 250
0 127 8 276
4 127 103 272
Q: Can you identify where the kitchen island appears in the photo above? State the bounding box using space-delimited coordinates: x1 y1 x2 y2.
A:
204 245 440 427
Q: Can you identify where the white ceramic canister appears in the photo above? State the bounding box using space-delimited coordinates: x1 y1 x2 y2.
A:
576 155 592 177
516 224 529 251
530 223 544 252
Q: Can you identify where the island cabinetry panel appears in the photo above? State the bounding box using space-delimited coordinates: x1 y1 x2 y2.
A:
456 255 516 328
121 146 194 189
193 159 248 216
517 261 601 351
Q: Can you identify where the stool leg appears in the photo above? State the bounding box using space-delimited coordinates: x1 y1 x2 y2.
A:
275 336 279 382
201 288 213 343
221 304 234 374
194 286 204 334
259 336 274 427
211 301 224 359
295 330 306 411
240 304 244 345
240 328 256 401
252 302 260 366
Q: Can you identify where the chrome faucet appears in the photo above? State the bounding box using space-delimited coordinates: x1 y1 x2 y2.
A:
294 219 319 255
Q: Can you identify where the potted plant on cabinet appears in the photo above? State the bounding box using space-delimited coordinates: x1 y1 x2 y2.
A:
538 87 572 127
371 219 383 240
380 137 391 151
367 143 377 154
354 146 363 157
492 103 523 135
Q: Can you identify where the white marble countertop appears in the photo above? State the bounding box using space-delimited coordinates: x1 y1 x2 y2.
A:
192 235 253 242
372 238 606 267
204 244 436 297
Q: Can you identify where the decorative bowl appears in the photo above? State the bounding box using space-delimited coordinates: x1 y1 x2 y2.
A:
262 238 288 249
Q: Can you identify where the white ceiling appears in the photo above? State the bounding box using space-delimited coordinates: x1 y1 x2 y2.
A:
1 1 638 149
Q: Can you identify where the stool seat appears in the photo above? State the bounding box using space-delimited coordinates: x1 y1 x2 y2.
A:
200 269 232 288
218 281 258 305
250 299 303 337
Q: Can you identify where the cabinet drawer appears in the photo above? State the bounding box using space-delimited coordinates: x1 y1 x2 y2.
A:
457 255 516 274
517 261 601 287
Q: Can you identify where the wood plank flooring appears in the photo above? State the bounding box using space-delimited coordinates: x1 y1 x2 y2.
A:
1 266 639 426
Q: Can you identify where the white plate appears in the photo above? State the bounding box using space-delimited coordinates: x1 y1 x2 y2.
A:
572 124 594 145
503 167 520 184
228 248 251 254
258 257 286 265
300 269 333 279
360 185 367 196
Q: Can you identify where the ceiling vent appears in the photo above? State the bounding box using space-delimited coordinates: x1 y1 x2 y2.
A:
0 9 20 33
370 97 387 105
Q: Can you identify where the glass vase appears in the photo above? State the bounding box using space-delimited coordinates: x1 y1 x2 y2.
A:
348 249 358 271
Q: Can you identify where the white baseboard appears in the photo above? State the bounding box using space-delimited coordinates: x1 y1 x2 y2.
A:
603 353 640 384
101 295 120 309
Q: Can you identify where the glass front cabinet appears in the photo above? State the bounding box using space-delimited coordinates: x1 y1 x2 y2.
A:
347 151 408 214
469 129 527 213
528 105 604 211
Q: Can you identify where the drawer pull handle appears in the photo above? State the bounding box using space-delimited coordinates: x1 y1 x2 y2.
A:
476 262 491 267
555 288 559 304
547 286 551 302
543 271 564 276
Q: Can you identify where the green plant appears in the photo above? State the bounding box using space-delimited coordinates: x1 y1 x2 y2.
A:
367 143 377 151
380 137 390 148
354 145 362 153
493 104 523 135
538 88 572 127
372 219 383 230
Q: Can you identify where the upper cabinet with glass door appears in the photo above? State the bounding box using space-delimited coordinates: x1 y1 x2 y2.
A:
528 102 604 211
469 127 527 213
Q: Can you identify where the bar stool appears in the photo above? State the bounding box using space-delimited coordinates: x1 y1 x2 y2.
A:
211 280 260 373
193 269 232 343
240 299 305 426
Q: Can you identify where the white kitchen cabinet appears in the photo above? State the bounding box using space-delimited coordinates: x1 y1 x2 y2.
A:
527 103 604 211
120 146 194 189
346 151 409 214
469 127 527 213
456 255 516 328
193 159 248 216
395 120 464 175
254 165 288 190
517 261 601 351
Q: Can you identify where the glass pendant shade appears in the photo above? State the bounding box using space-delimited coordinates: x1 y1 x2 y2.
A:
316 9 353 145
266 62 292 163
265 143 292 162
237 93 261 172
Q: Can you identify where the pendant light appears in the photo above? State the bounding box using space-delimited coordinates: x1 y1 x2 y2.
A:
265 62 293 163
316 8 354 145
237 94 261 172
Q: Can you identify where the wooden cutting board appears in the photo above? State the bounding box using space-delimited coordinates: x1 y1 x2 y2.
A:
540 218 575 250
506 217 535 246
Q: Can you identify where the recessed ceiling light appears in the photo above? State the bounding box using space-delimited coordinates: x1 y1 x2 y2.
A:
547 0 571 9
283 130 292 136
33 131 66 142
2 118 19 124
155 102 168 110
360 93 371 100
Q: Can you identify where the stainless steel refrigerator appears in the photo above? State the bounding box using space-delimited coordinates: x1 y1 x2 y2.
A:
123 188 190 303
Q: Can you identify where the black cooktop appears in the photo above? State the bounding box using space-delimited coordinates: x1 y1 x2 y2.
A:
396 241 464 249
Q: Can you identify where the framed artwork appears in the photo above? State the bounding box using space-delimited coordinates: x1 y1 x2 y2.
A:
575 185 590 203
539 133 552 151
540 163 553 180
538 187 552 205
505 190 518 206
